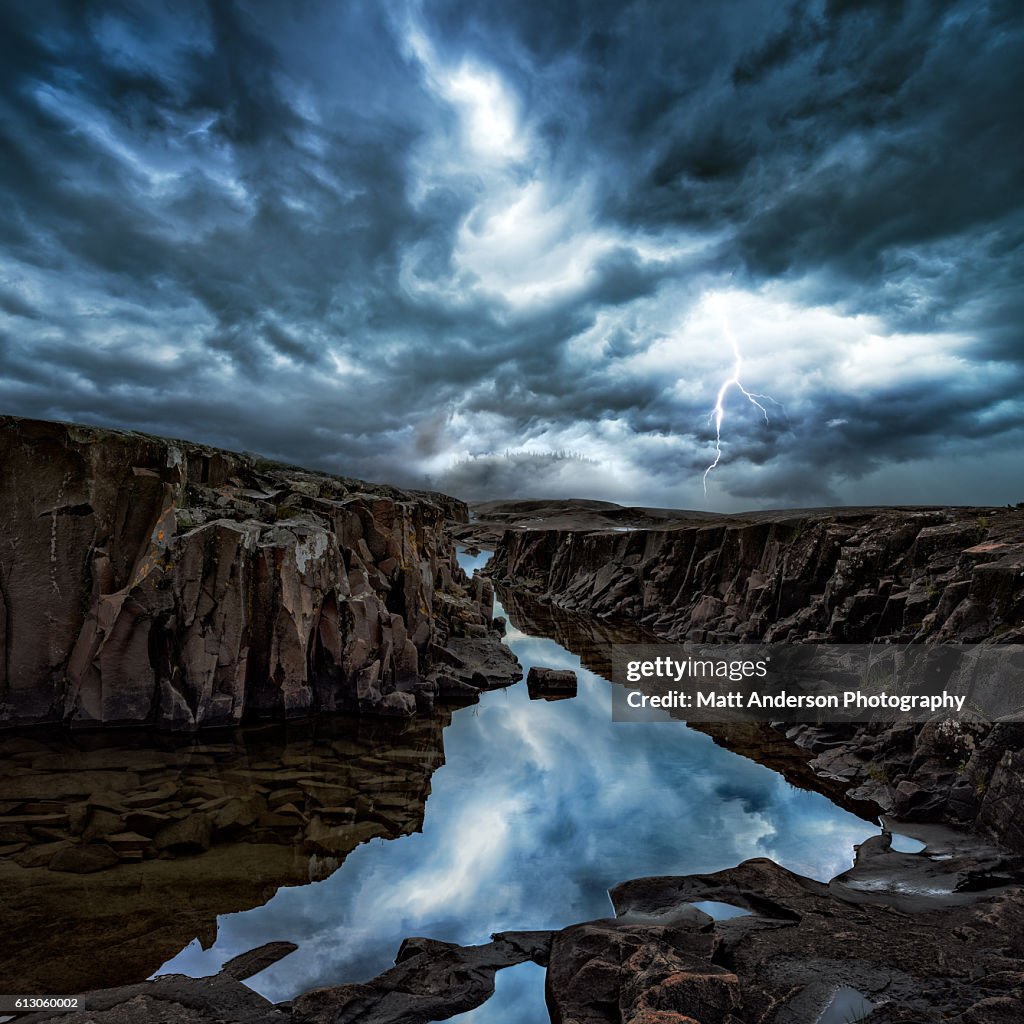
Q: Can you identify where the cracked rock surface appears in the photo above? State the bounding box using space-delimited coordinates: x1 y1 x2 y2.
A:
478 499 1024 850
0 417 516 730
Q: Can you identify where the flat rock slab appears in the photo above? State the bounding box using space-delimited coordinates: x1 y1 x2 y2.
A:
440 637 522 689
220 941 298 981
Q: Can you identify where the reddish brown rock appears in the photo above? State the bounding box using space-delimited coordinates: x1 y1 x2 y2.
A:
0 417 509 730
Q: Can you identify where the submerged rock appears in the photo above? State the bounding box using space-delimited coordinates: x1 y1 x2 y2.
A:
0 716 452 994
22 968 292 1024
47 843 119 874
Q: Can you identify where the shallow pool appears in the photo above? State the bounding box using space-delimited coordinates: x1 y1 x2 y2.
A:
155 550 878 1020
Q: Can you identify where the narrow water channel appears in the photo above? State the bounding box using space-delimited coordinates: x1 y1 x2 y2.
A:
155 549 879 1020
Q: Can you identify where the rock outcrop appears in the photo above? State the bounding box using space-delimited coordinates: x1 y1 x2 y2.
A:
0 417 514 731
291 932 552 1024
547 829 1024 1024
481 502 1024 849
527 666 578 699
23 824 1024 1024
486 504 1024 646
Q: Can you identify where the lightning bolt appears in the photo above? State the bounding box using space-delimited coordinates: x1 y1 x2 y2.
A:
702 296 778 495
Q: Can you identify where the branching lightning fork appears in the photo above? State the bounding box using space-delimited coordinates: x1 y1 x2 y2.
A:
702 296 778 495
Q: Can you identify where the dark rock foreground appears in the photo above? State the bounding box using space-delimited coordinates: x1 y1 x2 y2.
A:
0 417 516 730
22 829 1024 1023
0 716 453 993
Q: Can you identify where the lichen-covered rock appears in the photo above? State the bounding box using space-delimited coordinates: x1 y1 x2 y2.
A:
0 417 504 730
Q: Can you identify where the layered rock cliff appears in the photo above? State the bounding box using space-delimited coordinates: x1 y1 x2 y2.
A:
487 504 1024 645
0 417 510 731
482 501 1024 848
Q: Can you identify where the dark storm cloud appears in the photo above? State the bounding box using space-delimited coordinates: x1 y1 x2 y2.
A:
443 0 1024 321
0 0 1020 507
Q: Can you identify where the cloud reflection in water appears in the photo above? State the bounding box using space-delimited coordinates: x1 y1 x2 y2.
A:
158 567 877 1017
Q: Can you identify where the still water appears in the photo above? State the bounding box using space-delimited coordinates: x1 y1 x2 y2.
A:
156 549 878 1019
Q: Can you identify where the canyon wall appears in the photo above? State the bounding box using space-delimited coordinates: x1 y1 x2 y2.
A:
0 417 499 731
489 507 1024 645
487 504 1024 847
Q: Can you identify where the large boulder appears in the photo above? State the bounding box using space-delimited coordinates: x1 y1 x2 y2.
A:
527 666 578 699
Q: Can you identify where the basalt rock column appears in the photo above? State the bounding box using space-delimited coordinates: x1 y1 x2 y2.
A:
0 417 499 730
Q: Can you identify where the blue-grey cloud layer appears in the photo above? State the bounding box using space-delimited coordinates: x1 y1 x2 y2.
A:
1 0 1021 508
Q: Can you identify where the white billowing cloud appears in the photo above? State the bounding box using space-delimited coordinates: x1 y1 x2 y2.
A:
422 278 1018 509
403 22 682 314
455 180 617 308
405 24 526 163
836 331 972 391
620 284 986 430
374 798 522 918
442 61 524 160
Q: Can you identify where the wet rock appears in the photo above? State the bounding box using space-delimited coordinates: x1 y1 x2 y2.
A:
153 813 213 853
21 971 290 1024
593 848 1024 1023
303 817 382 855
432 675 481 703
13 841 73 869
122 811 172 837
1 716 451 995
546 917 726 1024
219 940 299 981
437 637 522 689
210 796 265 833
291 931 552 1024
527 666 578 699
82 808 124 843
104 833 152 854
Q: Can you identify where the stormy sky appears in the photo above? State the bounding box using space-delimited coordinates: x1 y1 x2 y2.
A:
1 0 1021 510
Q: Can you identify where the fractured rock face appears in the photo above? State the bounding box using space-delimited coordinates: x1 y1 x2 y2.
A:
485 504 1024 647
0 417 502 730
482 501 1024 849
